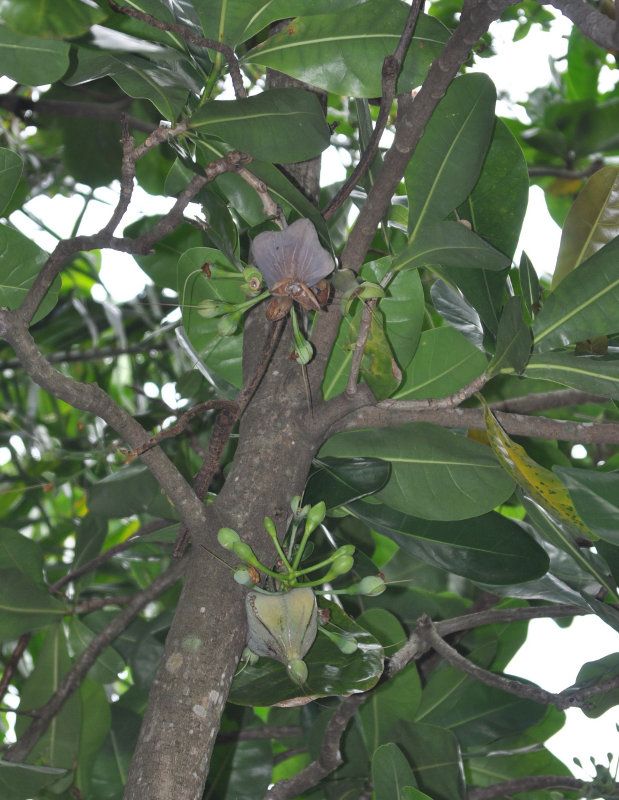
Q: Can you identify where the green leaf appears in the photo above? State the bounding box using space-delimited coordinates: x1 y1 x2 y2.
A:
487 296 532 375
567 653 619 718
320 423 515 521
88 464 168 518
243 7 448 98
177 247 245 387
68 618 126 684
390 721 466 800
0 224 59 324
372 743 417 800
0 27 69 85
69 47 198 119
0 148 23 214
430 280 484 349
0 569 67 639
554 467 619 546
532 234 619 352
457 118 529 261
552 166 619 288
304 457 391 509
16 625 82 769
524 351 619 400
189 88 331 163
393 220 510 273
416 669 546 748
406 74 496 236
0 527 46 586
519 251 541 317
348 501 549 585
465 747 576 796
393 327 487 400
0 761 66 800
228 600 383 706
433 264 508 334
91 707 142 797
75 680 111 798
565 25 603 102
0 0 105 38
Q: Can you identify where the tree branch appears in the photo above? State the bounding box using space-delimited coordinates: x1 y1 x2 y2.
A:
538 0 619 51
4 557 186 764
467 774 590 799
529 158 604 179
417 614 619 711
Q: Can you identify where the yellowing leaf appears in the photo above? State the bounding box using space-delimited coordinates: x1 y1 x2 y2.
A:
482 403 592 539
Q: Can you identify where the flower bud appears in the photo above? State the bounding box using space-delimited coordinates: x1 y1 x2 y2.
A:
305 501 326 534
196 299 223 318
217 311 241 337
218 527 240 549
330 554 354 577
233 567 254 586
357 575 386 596
232 540 258 565
334 544 355 558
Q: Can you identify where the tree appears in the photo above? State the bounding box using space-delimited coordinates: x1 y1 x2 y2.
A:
0 0 618 798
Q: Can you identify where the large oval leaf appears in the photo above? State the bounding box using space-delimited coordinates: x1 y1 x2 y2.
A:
304 456 391 509
189 89 331 163
0 225 59 324
228 600 383 706
320 423 515 520
243 7 448 98
0 148 23 216
0 570 67 639
554 467 619 546
348 500 549 584
524 351 619 400
532 234 619 352
406 73 497 236
372 744 416 800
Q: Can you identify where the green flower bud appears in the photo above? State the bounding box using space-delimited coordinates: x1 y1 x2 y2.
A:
217 311 242 337
232 540 257 564
196 299 224 318
263 516 277 538
330 554 354 577
287 658 308 685
218 527 241 549
305 501 326 535
233 567 254 586
241 646 259 666
357 575 386 596
334 544 355 558
294 337 314 366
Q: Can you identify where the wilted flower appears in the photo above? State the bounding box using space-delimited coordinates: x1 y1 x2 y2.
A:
250 218 334 319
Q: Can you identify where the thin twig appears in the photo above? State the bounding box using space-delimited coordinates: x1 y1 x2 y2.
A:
378 372 489 410
467 775 590 800
417 614 619 711
108 1 247 98
322 0 425 220
529 159 604 179
4 557 187 764
345 297 378 396
237 167 286 226
0 633 31 700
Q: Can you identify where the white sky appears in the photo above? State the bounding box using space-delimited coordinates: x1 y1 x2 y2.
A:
2 8 618 789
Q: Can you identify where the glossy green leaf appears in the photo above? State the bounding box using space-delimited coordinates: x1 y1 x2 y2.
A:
75 680 112 798
487 296 532 375
372 743 416 800
565 26 603 101
0 225 59 324
574 97 619 157
88 464 167 518
228 600 383 706
394 220 510 273
0 0 105 37
416 669 546 747
0 569 67 639
457 118 529 261
0 762 66 800
304 456 391 509
552 166 619 288
124 219 204 290
524 351 619 399
393 327 487 400
401 788 433 800
0 27 69 86
348 501 549 585
466 748 576 796
0 527 46 586
554 467 619 546
177 247 245 387
567 653 619 718
519 250 541 318
320 423 515 521
389 721 466 800
68 619 126 684
0 148 22 215
69 47 198 119
243 7 448 98
190 89 331 163
430 280 484 350
16 625 82 769
406 74 496 236
434 264 508 334
322 262 423 400
91 707 142 797
484 404 591 540
207 735 272 799
532 234 619 352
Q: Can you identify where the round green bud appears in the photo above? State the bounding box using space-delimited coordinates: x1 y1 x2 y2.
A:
305 501 326 533
330 554 354 577
241 647 259 666
357 575 386 596
294 338 314 366
334 544 355 558
287 658 308 686
263 516 277 538
196 299 223 318
233 567 254 586
217 311 241 337
218 527 241 549
333 633 358 655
